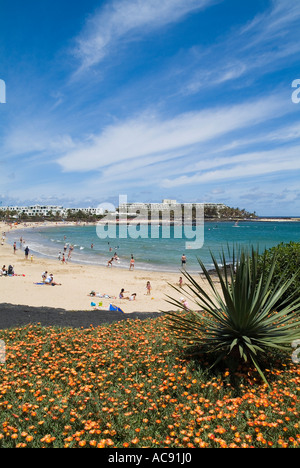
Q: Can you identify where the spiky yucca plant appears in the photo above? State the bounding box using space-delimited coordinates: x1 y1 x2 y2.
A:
165 246 300 384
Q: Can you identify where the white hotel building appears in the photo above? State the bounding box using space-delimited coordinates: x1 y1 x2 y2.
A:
118 199 226 214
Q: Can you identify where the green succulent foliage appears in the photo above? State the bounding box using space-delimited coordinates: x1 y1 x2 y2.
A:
257 242 300 310
165 246 300 385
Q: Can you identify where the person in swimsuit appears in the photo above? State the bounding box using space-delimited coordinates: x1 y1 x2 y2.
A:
129 255 135 270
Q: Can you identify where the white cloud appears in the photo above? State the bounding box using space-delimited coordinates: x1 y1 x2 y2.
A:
161 145 300 187
3 126 76 159
73 0 218 72
57 93 290 173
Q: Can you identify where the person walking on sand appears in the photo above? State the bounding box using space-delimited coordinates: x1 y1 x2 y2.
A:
179 276 183 288
13 242 17 254
146 281 152 295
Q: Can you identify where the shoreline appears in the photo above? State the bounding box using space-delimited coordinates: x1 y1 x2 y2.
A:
1 216 297 316
0 221 210 314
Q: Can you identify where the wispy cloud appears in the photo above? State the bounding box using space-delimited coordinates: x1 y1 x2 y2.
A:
182 0 300 95
161 145 300 188
73 0 219 73
57 93 290 173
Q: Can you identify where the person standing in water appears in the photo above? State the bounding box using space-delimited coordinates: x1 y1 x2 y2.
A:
129 255 135 270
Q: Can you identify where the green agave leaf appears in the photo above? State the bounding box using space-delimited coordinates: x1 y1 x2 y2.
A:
164 243 300 385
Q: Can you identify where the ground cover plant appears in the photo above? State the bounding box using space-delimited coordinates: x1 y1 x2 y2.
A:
0 316 299 448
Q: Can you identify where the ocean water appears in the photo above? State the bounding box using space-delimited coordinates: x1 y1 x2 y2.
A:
6 221 300 273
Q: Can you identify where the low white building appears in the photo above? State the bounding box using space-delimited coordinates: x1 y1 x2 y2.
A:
0 205 105 217
0 205 64 217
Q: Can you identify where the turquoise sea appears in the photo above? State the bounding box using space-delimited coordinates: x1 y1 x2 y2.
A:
6 220 300 273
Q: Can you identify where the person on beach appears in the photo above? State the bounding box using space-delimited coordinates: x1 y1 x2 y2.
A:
129 293 137 301
45 274 61 286
107 257 114 267
180 297 189 310
181 254 186 268
146 281 152 295
42 271 48 282
119 288 130 299
113 252 119 261
24 246 29 259
13 242 17 254
1 265 7 276
179 276 183 288
129 255 135 270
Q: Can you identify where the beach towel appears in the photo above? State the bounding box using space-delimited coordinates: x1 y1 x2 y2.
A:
109 304 124 313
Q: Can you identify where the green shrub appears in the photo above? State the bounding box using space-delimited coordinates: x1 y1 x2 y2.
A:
257 242 300 309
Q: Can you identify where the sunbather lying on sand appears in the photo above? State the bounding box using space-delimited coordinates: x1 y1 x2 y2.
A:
88 291 116 298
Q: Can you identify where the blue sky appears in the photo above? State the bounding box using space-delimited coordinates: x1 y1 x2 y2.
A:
0 0 300 215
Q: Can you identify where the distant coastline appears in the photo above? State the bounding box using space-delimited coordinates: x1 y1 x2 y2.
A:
2 216 300 229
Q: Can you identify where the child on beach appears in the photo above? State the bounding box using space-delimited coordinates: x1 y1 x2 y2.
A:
146 281 152 295
180 297 189 310
42 271 48 282
119 288 130 299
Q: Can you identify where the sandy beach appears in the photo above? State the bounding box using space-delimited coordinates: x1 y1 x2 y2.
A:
0 221 213 315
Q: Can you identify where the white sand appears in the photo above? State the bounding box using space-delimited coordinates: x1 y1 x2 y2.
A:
0 221 220 313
